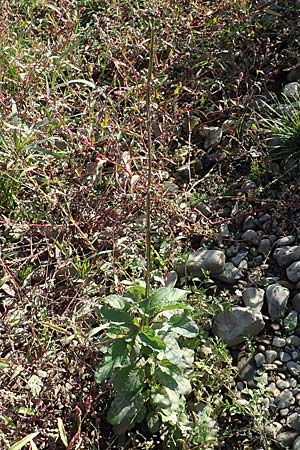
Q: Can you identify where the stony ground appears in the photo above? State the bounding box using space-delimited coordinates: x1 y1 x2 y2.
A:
1 1 300 449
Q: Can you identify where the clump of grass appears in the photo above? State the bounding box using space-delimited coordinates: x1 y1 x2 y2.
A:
259 95 300 164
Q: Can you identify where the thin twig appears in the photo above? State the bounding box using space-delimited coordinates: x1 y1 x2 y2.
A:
145 19 155 299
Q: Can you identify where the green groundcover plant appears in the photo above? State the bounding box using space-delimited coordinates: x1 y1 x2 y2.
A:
95 285 207 448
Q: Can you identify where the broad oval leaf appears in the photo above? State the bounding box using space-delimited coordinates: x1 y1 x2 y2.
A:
107 392 146 428
101 306 133 324
169 314 199 337
139 288 187 317
112 365 145 396
138 327 166 351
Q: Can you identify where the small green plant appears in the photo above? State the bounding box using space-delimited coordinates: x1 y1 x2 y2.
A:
258 95 300 165
95 286 202 448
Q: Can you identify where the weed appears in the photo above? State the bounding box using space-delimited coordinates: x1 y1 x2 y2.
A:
258 95 300 165
95 286 202 449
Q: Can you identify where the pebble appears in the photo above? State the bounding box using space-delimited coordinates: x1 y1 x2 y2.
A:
254 353 266 368
265 350 278 364
288 336 300 347
263 363 279 371
287 413 300 431
258 213 271 224
280 408 290 417
292 294 300 313
273 336 287 348
276 236 296 247
287 361 300 377
266 284 290 320
258 238 271 255
242 287 265 311
276 389 295 409
220 223 230 238
280 352 292 363
267 382 280 397
242 229 258 243
231 250 248 266
277 379 290 390
292 351 299 361
277 431 299 447
293 435 300 450
287 261 300 283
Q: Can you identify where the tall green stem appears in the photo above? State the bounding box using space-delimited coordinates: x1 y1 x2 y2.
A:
145 20 155 299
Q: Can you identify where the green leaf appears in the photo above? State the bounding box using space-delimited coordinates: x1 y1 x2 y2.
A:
57 417 68 447
138 326 166 351
159 332 194 370
95 356 116 383
156 365 192 396
169 314 199 338
107 392 146 429
8 432 39 450
101 306 133 324
151 387 180 413
103 294 127 309
112 365 145 397
139 288 187 317
96 339 130 383
125 285 146 302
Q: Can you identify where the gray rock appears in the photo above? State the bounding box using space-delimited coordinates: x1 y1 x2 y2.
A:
266 284 289 320
265 349 277 364
243 216 257 230
231 250 248 267
292 294 300 313
226 244 240 257
213 306 265 346
288 335 300 347
258 238 271 256
200 126 223 149
276 389 295 409
254 352 266 368
277 431 299 447
237 354 256 387
287 262 300 283
287 361 300 377
273 336 286 348
279 408 289 417
284 310 298 332
293 435 300 450
283 82 300 99
288 414 300 431
276 236 296 247
187 249 225 276
242 287 265 311
216 262 243 284
292 351 299 361
279 352 292 363
220 223 230 238
242 229 258 243
273 246 300 268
